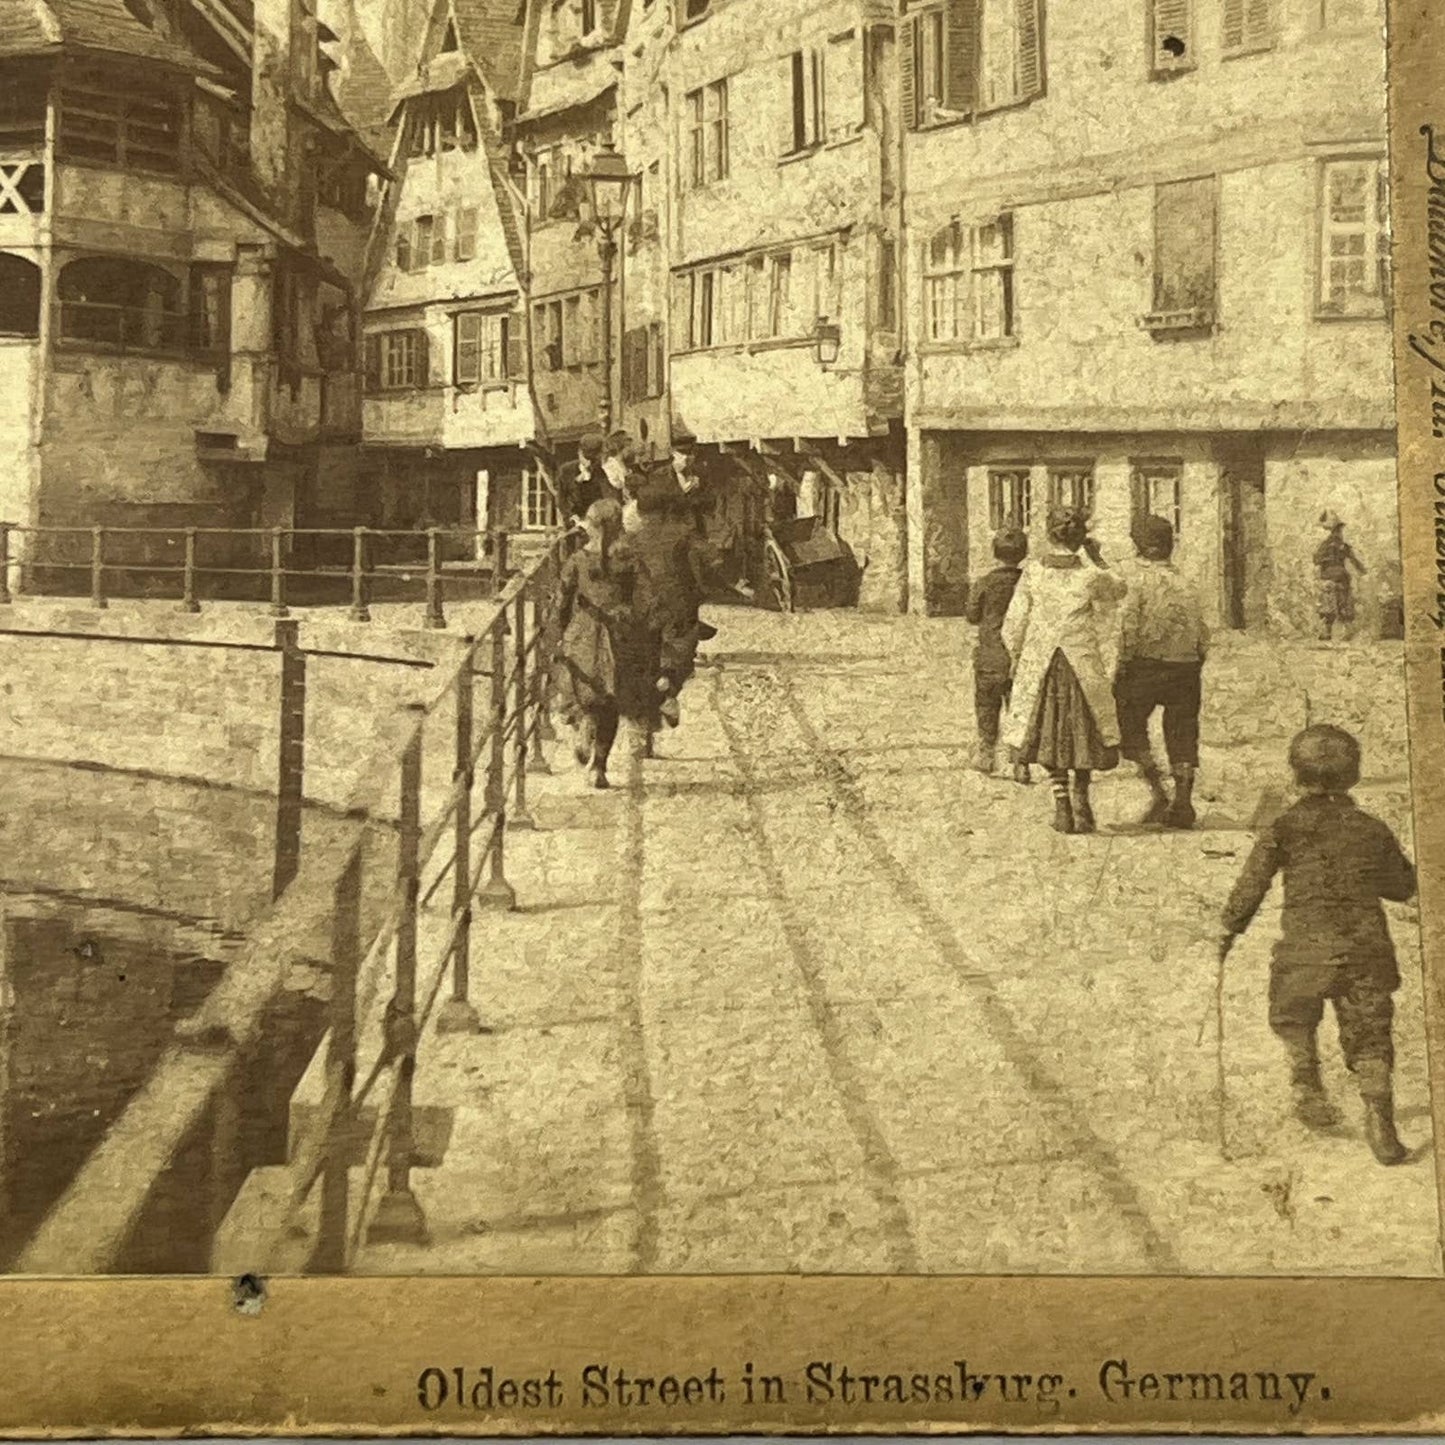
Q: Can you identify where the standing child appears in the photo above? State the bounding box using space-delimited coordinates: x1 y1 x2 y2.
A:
1314 511 1366 642
1001 507 1128 834
964 526 1030 783
1219 724 1416 1164
1114 513 1209 828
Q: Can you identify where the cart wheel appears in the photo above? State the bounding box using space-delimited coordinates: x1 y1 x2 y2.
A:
763 536 793 613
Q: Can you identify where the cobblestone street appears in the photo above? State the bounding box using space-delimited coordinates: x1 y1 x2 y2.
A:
356 606 1438 1277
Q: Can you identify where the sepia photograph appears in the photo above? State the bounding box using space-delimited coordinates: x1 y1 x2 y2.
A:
0 0 1437 1349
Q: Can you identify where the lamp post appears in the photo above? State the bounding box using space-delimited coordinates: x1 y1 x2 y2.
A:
581 141 637 433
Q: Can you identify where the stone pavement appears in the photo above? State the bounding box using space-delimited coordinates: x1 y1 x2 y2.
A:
355 607 1439 1277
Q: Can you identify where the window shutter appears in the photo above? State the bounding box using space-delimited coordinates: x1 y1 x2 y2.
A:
415 327 430 385
1150 0 1193 73
506 308 527 378
812 48 826 142
1221 0 1245 50
943 0 981 116
1244 0 1273 45
395 227 411 272
1016 0 1043 99
364 333 380 390
431 214 448 265
900 15 918 131
1153 176 1216 318
788 51 805 152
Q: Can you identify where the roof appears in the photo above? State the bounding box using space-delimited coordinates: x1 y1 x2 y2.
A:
328 0 400 135
0 0 219 70
414 0 524 102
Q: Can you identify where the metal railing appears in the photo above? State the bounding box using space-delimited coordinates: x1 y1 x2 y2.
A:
0 522 519 628
16 528 578 1275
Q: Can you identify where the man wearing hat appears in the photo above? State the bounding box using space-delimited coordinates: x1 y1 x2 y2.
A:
558 432 610 526
1314 511 1366 642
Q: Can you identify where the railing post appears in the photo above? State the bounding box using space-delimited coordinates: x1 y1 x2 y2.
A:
179 528 200 614
349 526 371 622
368 705 429 1246
510 592 535 830
477 612 517 909
424 528 445 630
312 843 362 1274
0 523 13 605
270 526 289 618
90 526 107 610
491 528 509 597
272 618 305 901
437 641 482 1035
529 557 556 766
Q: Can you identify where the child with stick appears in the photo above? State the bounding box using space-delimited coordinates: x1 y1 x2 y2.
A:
1218 724 1416 1164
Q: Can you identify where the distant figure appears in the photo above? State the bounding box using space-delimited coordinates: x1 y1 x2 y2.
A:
559 432 609 525
1219 724 1416 1165
1001 507 1127 834
1314 511 1366 642
1114 514 1209 829
601 430 641 501
964 525 1030 783
552 499 658 790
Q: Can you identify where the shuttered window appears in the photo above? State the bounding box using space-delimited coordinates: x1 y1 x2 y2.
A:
1149 0 1193 75
785 48 826 152
901 0 1041 128
454 312 508 384
57 73 182 173
1221 0 1275 55
1148 177 1216 328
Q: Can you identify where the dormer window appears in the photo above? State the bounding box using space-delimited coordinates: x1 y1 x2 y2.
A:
404 84 478 156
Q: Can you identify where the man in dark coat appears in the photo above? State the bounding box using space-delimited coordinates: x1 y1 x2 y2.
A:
557 432 610 525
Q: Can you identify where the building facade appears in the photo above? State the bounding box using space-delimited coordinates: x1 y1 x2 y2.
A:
0 0 383 582
357 0 537 547
616 0 908 610
902 0 1396 634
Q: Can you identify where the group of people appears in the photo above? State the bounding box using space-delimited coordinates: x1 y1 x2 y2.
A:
967 505 1415 1168
550 430 738 788
966 505 1207 837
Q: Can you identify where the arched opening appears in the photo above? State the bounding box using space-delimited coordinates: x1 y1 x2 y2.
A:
0 253 41 337
57 256 183 351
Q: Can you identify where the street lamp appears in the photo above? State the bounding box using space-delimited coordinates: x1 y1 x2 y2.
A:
581 140 637 431
813 317 841 368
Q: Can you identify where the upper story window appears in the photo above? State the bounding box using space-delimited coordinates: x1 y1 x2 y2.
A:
1315 0 1382 25
404 85 478 157
365 328 429 390
56 256 186 352
454 310 513 384
1221 0 1275 56
1131 460 1184 540
531 288 601 371
922 214 1014 344
685 80 729 188
57 70 181 174
785 49 826 154
1318 156 1390 318
1148 0 1194 76
530 144 582 222
1144 176 1215 333
902 0 1043 130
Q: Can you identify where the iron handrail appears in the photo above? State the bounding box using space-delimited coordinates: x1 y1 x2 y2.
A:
16 527 577 1276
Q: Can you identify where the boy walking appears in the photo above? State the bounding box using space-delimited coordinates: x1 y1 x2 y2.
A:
1113 514 1209 828
1218 724 1416 1165
964 526 1029 782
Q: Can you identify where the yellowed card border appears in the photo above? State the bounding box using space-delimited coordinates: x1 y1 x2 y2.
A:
2 0 1445 1436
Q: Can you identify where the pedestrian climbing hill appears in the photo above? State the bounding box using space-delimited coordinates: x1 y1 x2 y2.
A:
355 609 1437 1277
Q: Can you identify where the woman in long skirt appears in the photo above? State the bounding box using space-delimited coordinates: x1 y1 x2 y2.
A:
552 499 659 789
1001 506 1128 833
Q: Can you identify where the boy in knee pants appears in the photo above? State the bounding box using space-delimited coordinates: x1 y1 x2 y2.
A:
1218 724 1416 1165
1114 513 1208 828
